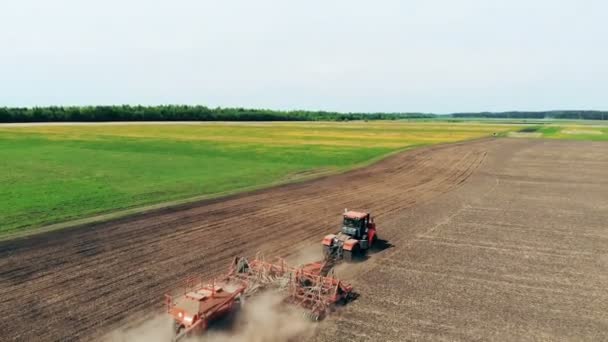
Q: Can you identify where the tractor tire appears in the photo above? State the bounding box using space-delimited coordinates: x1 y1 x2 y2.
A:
343 249 353 262
344 245 360 262
323 245 332 258
369 235 377 251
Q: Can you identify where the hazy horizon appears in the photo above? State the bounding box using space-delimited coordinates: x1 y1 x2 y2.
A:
1 0 606 113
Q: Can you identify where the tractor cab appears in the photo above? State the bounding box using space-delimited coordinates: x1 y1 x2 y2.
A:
341 211 372 239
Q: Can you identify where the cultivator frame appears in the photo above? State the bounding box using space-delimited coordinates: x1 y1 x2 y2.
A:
287 266 353 320
229 254 353 320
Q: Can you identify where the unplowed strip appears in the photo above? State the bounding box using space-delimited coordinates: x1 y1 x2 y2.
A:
0 139 493 341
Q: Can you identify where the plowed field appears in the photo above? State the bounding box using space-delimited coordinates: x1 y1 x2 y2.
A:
2 138 607 341
315 138 608 341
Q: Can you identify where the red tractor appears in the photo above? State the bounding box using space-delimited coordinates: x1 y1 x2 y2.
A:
322 210 377 262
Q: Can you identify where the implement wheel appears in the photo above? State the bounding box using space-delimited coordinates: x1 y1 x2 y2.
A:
173 324 184 340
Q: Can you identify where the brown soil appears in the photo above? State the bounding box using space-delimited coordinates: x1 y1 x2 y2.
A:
314 139 608 341
1 138 607 341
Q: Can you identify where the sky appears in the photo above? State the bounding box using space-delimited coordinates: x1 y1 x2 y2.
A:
0 0 606 113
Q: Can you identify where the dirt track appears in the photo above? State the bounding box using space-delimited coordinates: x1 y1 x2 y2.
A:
1 138 607 341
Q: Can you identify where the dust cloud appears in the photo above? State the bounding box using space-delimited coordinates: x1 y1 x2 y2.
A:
203 292 314 342
288 244 324 267
105 292 314 342
103 315 174 342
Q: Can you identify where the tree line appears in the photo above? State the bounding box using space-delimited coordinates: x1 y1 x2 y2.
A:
1 106 606 122
450 111 608 120
0 106 433 123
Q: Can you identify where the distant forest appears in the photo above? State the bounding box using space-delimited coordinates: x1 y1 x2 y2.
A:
0 106 432 123
451 111 608 120
0 106 606 123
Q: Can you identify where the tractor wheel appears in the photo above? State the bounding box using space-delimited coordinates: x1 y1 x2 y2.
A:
369 235 377 251
323 245 332 258
344 245 360 262
343 249 353 262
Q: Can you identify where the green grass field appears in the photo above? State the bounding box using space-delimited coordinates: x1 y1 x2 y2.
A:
538 125 608 141
0 121 517 235
507 122 608 141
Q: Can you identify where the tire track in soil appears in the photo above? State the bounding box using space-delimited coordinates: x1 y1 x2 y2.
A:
0 138 496 341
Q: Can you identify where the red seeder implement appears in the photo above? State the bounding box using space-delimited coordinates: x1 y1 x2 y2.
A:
165 254 354 340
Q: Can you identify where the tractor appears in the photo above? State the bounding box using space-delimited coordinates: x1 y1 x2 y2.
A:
322 210 377 262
